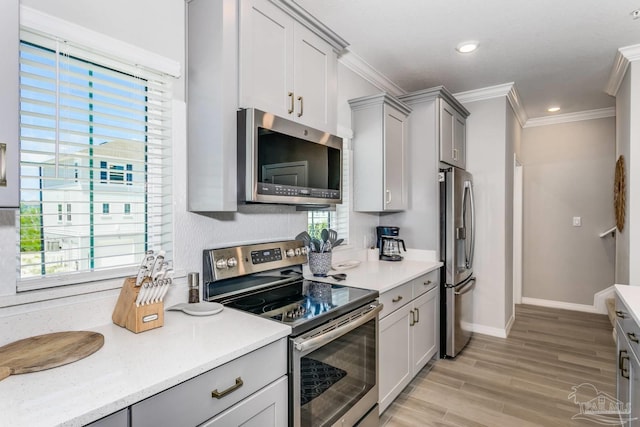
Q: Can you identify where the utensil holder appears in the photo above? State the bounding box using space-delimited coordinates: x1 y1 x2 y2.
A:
112 277 164 333
308 252 332 277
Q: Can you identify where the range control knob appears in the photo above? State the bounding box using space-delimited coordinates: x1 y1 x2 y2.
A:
226 257 237 268
301 247 308 255
295 248 301 256
215 258 227 269
286 249 295 258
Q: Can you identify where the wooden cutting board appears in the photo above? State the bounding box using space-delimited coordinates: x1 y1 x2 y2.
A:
0 331 104 381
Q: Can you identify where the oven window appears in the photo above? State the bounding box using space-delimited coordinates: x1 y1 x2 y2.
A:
296 317 376 426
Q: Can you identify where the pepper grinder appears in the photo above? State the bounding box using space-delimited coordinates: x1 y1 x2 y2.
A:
188 272 200 303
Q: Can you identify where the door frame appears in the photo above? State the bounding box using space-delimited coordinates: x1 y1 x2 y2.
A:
513 154 523 307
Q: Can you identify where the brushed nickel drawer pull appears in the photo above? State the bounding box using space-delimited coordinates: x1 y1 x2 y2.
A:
297 96 303 117
211 377 243 399
424 280 432 286
415 307 420 323
392 296 403 303
409 309 416 326
628 332 639 344
288 92 294 114
620 350 630 379
616 310 626 319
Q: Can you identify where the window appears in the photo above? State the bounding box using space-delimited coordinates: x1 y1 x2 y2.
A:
17 26 173 291
124 203 131 215
307 146 350 243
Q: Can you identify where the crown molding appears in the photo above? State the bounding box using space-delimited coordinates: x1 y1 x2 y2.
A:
524 107 615 128
606 44 640 96
453 82 528 127
338 50 406 97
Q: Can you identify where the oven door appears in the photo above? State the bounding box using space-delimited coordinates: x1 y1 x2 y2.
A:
290 302 382 427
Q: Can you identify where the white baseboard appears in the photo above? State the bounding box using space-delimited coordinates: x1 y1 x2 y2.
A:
505 314 515 337
471 323 508 338
521 286 615 315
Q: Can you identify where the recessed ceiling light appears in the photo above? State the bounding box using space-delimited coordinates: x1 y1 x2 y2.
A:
547 106 561 112
456 41 478 54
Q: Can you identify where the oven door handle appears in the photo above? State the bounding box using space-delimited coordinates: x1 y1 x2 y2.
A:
293 303 383 353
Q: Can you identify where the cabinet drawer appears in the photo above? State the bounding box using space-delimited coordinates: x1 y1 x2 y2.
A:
616 295 640 358
379 282 413 319
131 339 287 427
412 271 438 299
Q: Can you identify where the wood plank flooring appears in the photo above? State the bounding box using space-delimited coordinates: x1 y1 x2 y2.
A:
380 304 617 427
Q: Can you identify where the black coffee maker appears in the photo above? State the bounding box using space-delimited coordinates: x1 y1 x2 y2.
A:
376 226 406 261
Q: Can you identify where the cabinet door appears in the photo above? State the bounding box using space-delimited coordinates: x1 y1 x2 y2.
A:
411 287 438 375
0 0 19 207
293 24 337 133
383 104 407 211
379 303 412 413
201 377 287 427
239 0 293 118
453 112 466 169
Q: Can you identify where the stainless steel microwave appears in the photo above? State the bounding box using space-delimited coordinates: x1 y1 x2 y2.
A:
237 108 343 206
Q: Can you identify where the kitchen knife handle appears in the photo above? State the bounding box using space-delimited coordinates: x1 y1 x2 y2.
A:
211 377 243 399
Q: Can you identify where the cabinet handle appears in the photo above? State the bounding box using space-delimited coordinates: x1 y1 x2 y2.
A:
385 189 392 205
211 377 244 399
415 307 420 323
453 148 458 161
391 295 403 303
620 350 630 379
628 332 639 343
297 96 303 117
409 309 416 326
616 310 626 319
0 143 6 187
288 92 294 114
424 280 432 286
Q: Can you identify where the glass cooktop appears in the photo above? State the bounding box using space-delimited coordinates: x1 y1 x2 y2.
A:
216 280 378 336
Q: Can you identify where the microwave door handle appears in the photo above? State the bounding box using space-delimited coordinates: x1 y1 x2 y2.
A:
293 303 382 353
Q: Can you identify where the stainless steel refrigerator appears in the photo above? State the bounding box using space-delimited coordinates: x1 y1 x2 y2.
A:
439 166 476 358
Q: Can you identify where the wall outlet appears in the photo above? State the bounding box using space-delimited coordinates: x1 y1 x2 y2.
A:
572 216 582 227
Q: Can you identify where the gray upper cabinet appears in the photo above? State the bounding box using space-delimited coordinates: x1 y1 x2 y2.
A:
349 93 411 212
238 0 347 133
399 86 469 170
0 0 19 208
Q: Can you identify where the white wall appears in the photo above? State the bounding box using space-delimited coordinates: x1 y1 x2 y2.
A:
616 68 631 284
464 97 511 334
0 1 383 341
521 117 615 304
504 104 520 323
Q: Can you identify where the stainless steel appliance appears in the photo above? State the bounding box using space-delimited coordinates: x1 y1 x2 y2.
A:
237 108 343 206
376 226 406 261
203 240 381 427
439 166 476 358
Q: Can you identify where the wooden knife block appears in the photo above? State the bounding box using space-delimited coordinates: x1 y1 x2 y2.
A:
112 277 164 333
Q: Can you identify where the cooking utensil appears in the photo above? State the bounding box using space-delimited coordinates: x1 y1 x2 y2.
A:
321 229 329 244
333 238 344 248
329 273 347 281
328 229 338 243
0 331 104 382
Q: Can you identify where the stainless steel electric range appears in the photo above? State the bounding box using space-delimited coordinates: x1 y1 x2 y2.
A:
203 240 381 427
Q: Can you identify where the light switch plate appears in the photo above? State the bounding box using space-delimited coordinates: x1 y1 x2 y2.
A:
572 216 581 227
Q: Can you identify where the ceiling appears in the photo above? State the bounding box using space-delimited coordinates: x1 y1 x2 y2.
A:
294 0 640 121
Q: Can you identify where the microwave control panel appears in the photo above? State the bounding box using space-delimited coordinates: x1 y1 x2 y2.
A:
258 183 340 200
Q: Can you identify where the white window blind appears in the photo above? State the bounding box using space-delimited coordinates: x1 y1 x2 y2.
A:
307 145 350 243
17 29 173 291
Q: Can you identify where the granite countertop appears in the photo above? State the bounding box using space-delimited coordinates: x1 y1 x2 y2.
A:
0 308 291 427
615 284 640 326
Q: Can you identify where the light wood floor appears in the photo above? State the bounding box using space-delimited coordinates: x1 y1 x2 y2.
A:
380 304 617 427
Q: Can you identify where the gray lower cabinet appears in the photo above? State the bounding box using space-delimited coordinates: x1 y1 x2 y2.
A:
86 409 128 427
615 295 640 426
130 339 287 427
379 271 439 413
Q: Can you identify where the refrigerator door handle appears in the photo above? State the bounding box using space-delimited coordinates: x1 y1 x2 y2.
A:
454 277 476 296
463 180 476 270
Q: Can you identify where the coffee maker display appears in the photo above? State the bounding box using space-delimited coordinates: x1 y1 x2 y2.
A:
376 226 407 261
